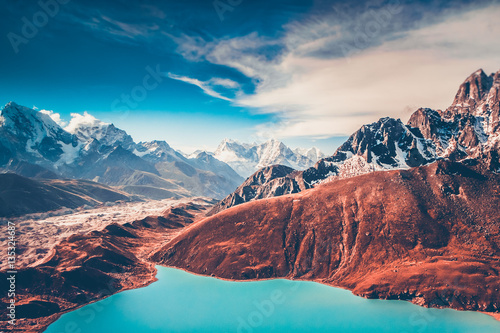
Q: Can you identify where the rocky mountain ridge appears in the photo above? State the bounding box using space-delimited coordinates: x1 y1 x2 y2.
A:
211 69 500 213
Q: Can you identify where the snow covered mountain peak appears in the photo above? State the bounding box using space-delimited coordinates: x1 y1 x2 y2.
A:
315 68 500 184
1 102 66 138
215 138 252 152
65 112 109 137
134 140 187 163
203 69 500 213
305 116 437 184
446 68 499 119
0 101 75 146
0 102 245 200
65 112 134 150
293 147 325 162
213 138 322 177
0 102 78 167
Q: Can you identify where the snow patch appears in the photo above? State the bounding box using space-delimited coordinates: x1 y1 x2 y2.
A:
56 142 82 166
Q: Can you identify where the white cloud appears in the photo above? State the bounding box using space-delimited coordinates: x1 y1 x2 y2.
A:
65 111 108 134
210 78 240 89
167 73 238 101
173 3 500 139
40 110 68 127
65 7 161 43
175 32 286 90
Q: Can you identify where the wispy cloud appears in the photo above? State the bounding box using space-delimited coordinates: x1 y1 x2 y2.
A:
174 32 284 87
98 15 159 39
167 74 239 101
59 2 165 43
173 2 500 139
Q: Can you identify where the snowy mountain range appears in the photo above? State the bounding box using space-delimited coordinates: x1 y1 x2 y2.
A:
3 68 497 204
0 102 328 200
210 68 500 213
0 103 243 199
212 138 324 178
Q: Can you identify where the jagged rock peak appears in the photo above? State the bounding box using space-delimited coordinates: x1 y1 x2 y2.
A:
452 69 492 105
445 69 500 118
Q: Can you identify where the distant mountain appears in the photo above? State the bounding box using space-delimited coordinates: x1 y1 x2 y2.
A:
213 138 322 177
187 151 243 186
293 147 325 162
65 111 135 151
0 103 242 200
211 68 500 212
134 140 187 163
0 173 135 218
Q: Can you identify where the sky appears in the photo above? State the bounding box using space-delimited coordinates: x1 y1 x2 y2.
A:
1 0 499 154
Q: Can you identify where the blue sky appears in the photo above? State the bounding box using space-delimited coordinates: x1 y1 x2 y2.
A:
1 0 499 154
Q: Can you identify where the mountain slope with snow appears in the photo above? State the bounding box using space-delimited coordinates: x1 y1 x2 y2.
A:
293 147 325 162
0 102 79 168
212 68 500 213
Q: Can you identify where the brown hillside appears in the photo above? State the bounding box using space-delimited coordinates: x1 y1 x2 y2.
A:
153 160 500 315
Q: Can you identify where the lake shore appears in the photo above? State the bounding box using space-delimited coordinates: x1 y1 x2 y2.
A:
44 265 500 333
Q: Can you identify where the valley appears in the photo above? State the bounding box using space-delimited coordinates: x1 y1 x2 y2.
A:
0 198 214 332
0 197 214 270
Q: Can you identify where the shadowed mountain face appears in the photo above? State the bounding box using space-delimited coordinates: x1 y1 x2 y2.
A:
208 165 300 216
0 173 134 218
153 160 500 315
211 69 500 213
0 103 243 200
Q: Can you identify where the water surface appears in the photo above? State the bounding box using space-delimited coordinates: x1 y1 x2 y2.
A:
46 266 500 333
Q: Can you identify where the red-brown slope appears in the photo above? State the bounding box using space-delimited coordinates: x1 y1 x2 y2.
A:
153 160 500 315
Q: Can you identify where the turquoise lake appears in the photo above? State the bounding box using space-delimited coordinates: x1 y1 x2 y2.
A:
45 266 500 333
